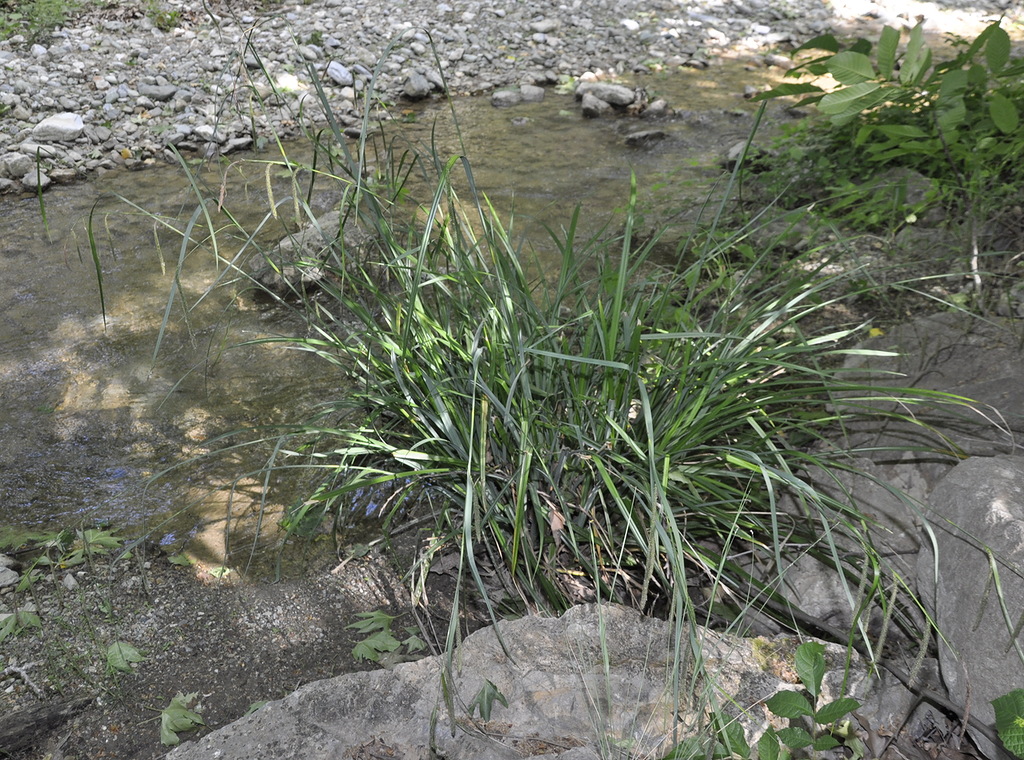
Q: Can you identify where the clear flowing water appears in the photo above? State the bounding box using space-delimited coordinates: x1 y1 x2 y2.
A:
0 64 781 563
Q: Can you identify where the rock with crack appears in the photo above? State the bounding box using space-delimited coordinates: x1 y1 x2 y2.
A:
918 454 1024 759
165 604 877 760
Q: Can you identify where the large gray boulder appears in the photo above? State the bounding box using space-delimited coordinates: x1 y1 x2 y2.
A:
918 455 1024 757
165 605 873 760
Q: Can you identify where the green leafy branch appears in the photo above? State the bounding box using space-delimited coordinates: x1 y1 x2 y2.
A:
758 643 864 760
755 19 1024 290
760 20 1018 130
663 642 864 760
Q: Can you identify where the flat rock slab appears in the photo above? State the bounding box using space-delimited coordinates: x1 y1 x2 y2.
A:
165 605 869 760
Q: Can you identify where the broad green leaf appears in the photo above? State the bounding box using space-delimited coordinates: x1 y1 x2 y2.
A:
910 47 932 86
992 689 1024 758
468 679 509 721
849 38 872 55
827 51 875 84
80 528 122 550
402 631 428 653
758 729 782 760
866 142 939 162
345 609 397 634
873 124 929 139
986 25 1010 73
776 727 813 749
854 125 875 146
719 717 749 757
793 34 840 55
819 82 882 117
877 25 900 79
160 692 205 746
0 610 41 643
936 95 966 136
967 62 989 87
793 93 826 108
753 83 824 101
351 629 401 662
106 641 145 673
794 642 826 698
168 553 194 566
662 737 709 759
900 23 928 85
937 69 968 101
765 690 814 719
964 19 1000 59
813 735 841 751
989 92 1019 135
802 62 830 77
814 697 862 724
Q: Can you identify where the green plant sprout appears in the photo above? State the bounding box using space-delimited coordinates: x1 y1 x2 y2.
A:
15 527 125 592
0 608 42 644
159 691 206 746
467 679 509 722
346 610 426 664
758 642 864 760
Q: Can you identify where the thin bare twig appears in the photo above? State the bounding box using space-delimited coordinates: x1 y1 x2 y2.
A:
0 661 44 698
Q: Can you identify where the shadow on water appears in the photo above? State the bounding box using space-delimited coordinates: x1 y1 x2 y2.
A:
0 62 784 572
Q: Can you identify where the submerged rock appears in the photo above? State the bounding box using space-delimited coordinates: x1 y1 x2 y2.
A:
490 88 521 107
248 209 376 297
580 91 611 118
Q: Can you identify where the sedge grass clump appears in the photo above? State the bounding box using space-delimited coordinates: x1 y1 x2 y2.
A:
128 44 967 663
260 138 957 651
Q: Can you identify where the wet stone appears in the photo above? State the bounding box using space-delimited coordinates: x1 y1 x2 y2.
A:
0 566 19 589
519 83 545 102
491 88 521 107
403 70 433 100
575 81 636 106
580 91 611 118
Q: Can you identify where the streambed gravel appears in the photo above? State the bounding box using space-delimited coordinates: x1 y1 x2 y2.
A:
1 0 1017 193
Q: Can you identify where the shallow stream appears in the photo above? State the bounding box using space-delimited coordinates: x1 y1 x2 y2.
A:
0 63 783 566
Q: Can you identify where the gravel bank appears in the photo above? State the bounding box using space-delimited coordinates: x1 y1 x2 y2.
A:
1 0 1016 193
